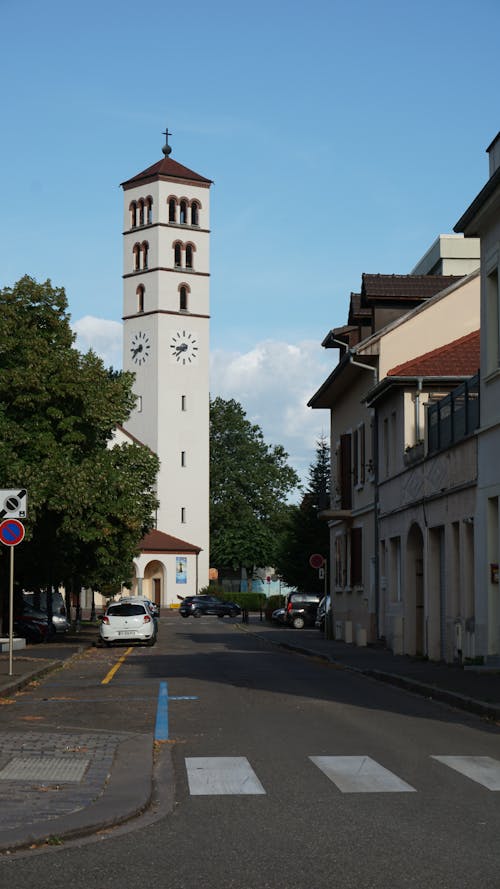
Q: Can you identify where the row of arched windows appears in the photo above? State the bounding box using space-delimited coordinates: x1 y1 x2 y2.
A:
132 240 196 271
174 240 196 269
168 197 200 226
129 196 202 229
133 241 149 271
135 283 190 313
130 198 153 228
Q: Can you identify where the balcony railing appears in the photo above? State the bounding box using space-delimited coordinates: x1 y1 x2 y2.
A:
427 373 479 454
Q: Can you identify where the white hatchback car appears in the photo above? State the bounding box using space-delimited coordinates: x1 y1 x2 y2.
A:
100 601 157 647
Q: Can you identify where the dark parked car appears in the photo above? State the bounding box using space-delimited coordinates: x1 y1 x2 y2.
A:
285 592 321 629
14 602 56 643
179 595 241 619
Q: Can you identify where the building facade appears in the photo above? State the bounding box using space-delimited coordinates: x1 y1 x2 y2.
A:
455 131 500 661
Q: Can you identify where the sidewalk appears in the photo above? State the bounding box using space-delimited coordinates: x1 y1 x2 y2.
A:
0 624 154 854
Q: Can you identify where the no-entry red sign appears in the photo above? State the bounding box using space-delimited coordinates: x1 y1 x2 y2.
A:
0 518 25 546
309 553 325 569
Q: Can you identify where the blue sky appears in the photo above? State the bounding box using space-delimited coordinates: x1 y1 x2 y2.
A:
1 0 498 486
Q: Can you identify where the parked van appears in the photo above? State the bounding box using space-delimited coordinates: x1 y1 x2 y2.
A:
285 592 321 629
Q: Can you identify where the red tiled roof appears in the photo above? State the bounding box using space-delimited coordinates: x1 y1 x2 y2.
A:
387 330 480 377
139 529 202 554
361 274 463 303
121 156 212 190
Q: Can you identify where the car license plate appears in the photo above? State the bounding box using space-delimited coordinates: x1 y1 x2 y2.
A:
118 630 136 636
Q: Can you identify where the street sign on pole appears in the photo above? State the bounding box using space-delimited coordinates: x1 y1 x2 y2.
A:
0 519 25 678
0 519 25 547
0 489 27 520
309 553 325 569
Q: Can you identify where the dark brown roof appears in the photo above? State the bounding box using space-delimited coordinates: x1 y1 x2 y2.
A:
139 529 202 554
121 156 212 190
348 292 371 324
388 330 480 377
361 273 463 303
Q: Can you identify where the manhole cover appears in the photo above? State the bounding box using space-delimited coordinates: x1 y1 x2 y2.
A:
0 756 90 782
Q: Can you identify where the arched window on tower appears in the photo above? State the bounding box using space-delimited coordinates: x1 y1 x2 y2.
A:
191 202 199 226
130 202 137 228
133 243 141 271
137 284 145 313
168 198 176 223
180 200 188 224
179 285 189 311
141 242 149 269
174 242 182 267
146 197 153 225
138 199 145 226
185 244 193 269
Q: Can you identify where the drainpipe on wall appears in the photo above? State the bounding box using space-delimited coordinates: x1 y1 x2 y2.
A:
415 377 423 444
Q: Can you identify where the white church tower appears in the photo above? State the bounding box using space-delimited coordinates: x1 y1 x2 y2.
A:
121 130 211 593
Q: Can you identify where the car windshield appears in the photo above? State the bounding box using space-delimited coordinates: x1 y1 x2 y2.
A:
108 604 145 617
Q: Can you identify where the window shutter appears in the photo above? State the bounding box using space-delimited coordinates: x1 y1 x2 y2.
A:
340 433 352 509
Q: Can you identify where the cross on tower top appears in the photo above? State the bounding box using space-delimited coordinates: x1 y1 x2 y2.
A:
162 126 173 156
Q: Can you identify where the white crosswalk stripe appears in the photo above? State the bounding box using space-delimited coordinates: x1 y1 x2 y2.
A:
431 755 500 790
183 754 500 796
309 755 416 793
185 757 266 795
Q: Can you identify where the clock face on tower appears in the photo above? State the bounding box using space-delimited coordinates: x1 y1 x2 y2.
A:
130 331 151 365
169 330 199 364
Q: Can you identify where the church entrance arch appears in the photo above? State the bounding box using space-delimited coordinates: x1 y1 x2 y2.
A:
406 523 425 656
143 560 166 608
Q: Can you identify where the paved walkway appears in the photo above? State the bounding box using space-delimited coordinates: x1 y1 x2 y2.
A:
0 615 498 853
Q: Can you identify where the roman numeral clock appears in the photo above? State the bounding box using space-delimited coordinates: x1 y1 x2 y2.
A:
121 131 212 597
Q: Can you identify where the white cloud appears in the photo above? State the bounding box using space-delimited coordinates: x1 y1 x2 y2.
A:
210 339 333 488
72 315 123 370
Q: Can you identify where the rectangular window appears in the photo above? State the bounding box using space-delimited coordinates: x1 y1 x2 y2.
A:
181 451 186 467
181 507 186 523
181 395 187 411
359 424 366 484
350 527 363 586
383 417 389 478
353 429 359 486
136 395 142 413
486 266 500 373
389 537 402 602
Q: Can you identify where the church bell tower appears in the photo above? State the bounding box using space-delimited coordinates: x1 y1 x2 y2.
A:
121 130 212 590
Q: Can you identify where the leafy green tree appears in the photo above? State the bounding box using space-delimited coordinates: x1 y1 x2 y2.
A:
0 276 159 618
275 435 330 593
210 396 299 579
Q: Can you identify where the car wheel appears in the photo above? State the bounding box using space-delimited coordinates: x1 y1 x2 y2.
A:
180 613 189 618
292 616 305 629
146 634 157 646
193 609 202 618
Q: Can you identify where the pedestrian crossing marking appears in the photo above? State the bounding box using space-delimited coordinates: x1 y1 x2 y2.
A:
309 756 417 793
185 757 266 795
431 756 500 791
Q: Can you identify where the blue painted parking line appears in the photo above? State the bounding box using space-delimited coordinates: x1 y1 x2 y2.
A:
154 683 199 740
155 681 169 740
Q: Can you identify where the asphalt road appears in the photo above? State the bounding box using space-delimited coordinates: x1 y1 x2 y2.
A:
3 614 500 888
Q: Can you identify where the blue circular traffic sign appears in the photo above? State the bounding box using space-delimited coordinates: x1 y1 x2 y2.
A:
0 518 25 546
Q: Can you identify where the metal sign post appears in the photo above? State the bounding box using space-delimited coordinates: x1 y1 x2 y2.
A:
0 518 26 676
